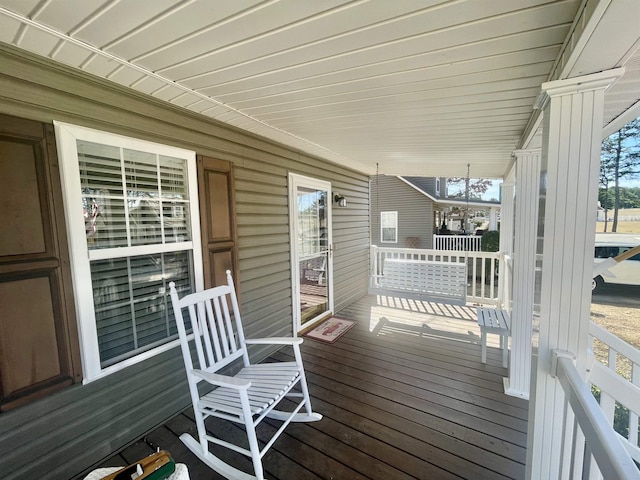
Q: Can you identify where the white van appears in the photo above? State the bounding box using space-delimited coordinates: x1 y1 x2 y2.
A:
592 233 640 290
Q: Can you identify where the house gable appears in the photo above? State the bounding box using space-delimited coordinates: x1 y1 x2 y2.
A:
371 175 436 249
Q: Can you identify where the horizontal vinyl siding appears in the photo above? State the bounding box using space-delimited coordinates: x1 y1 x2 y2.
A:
0 44 370 479
1 349 186 480
371 176 435 248
330 179 371 313
236 158 371 341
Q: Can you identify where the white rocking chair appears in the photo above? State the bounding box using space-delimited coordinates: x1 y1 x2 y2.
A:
168 271 321 480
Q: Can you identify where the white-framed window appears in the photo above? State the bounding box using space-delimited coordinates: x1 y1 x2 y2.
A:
436 177 441 196
380 211 398 243
444 177 449 198
55 122 203 383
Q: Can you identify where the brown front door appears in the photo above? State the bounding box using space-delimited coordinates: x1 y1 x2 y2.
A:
197 155 238 288
0 115 81 411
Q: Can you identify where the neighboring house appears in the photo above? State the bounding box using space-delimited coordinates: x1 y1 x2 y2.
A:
0 46 370 479
371 175 500 249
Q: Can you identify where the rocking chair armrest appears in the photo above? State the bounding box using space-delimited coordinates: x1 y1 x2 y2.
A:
191 369 251 390
244 337 303 346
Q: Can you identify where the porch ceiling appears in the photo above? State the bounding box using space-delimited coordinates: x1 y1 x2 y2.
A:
1 0 639 179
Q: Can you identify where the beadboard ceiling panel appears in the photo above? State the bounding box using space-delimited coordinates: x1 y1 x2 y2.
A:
0 0 639 178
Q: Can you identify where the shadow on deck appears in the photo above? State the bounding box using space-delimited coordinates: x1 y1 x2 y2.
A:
89 294 528 480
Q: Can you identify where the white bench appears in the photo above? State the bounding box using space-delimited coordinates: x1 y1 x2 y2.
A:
477 307 510 367
377 258 467 305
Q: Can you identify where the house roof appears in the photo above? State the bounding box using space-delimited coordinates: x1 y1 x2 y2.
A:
399 176 501 207
0 1 638 179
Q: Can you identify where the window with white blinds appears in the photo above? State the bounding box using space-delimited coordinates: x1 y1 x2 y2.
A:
381 211 398 243
55 122 203 382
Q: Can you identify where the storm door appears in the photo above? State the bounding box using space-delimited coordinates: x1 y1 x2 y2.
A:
289 174 334 333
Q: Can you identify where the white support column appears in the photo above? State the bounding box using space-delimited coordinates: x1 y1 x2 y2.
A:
489 207 499 231
526 68 624 480
505 149 541 400
497 171 515 308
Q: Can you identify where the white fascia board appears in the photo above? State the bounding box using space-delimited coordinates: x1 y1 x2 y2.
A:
396 176 499 207
441 199 500 208
603 98 640 138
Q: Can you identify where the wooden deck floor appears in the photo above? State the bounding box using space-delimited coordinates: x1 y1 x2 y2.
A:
94 295 528 479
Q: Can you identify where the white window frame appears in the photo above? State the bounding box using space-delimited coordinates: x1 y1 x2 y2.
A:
55 122 203 383
380 211 398 243
436 177 441 196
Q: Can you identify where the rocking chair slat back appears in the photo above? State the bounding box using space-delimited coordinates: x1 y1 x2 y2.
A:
169 271 321 480
176 283 249 376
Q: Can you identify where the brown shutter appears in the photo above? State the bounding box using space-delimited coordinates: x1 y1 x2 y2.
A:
197 155 238 289
0 115 81 411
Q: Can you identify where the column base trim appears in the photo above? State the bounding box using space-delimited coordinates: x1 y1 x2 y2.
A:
503 378 530 400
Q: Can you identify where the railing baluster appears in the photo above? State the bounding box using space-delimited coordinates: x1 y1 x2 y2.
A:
632 364 640 448
554 351 640 479
433 234 483 251
588 322 640 475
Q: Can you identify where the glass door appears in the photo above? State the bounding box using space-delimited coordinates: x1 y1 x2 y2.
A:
289 174 333 333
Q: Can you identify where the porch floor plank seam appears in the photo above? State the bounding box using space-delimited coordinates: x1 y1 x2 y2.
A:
87 295 527 480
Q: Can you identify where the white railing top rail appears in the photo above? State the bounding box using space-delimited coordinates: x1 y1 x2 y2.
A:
590 322 640 366
589 320 640 466
553 351 640 480
589 361 640 465
372 245 499 259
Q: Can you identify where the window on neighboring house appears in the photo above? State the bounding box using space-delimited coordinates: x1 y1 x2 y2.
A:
55 122 203 382
444 177 449 197
380 211 398 243
436 177 441 196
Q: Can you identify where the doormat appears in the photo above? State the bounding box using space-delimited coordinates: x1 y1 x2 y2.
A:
303 317 356 344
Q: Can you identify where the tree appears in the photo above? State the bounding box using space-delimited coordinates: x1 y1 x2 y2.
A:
447 178 493 199
600 118 640 231
447 177 493 233
598 187 640 210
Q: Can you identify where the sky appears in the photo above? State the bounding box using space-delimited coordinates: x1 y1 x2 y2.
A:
483 181 501 201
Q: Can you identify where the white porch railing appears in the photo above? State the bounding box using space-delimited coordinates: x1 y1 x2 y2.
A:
589 323 640 475
433 234 482 251
551 323 640 479
369 245 501 305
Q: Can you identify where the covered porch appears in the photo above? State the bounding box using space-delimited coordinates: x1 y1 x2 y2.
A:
88 294 527 480
0 1 639 479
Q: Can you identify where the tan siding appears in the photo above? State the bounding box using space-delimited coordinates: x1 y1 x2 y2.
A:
0 45 370 479
239 233 290 248
371 176 435 248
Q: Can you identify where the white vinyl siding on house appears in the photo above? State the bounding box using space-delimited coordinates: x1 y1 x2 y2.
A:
381 211 398 243
55 122 203 382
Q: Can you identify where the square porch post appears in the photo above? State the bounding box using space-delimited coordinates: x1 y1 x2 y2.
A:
526 68 624 479
498 176 515 308
505 149 541 400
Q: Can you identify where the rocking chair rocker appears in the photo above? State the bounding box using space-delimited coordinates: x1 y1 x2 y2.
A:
168 271 321 480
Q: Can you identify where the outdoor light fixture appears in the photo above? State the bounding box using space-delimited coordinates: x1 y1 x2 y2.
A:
334 193 347 207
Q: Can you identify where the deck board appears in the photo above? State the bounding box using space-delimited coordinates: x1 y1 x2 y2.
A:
88 295 527 480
